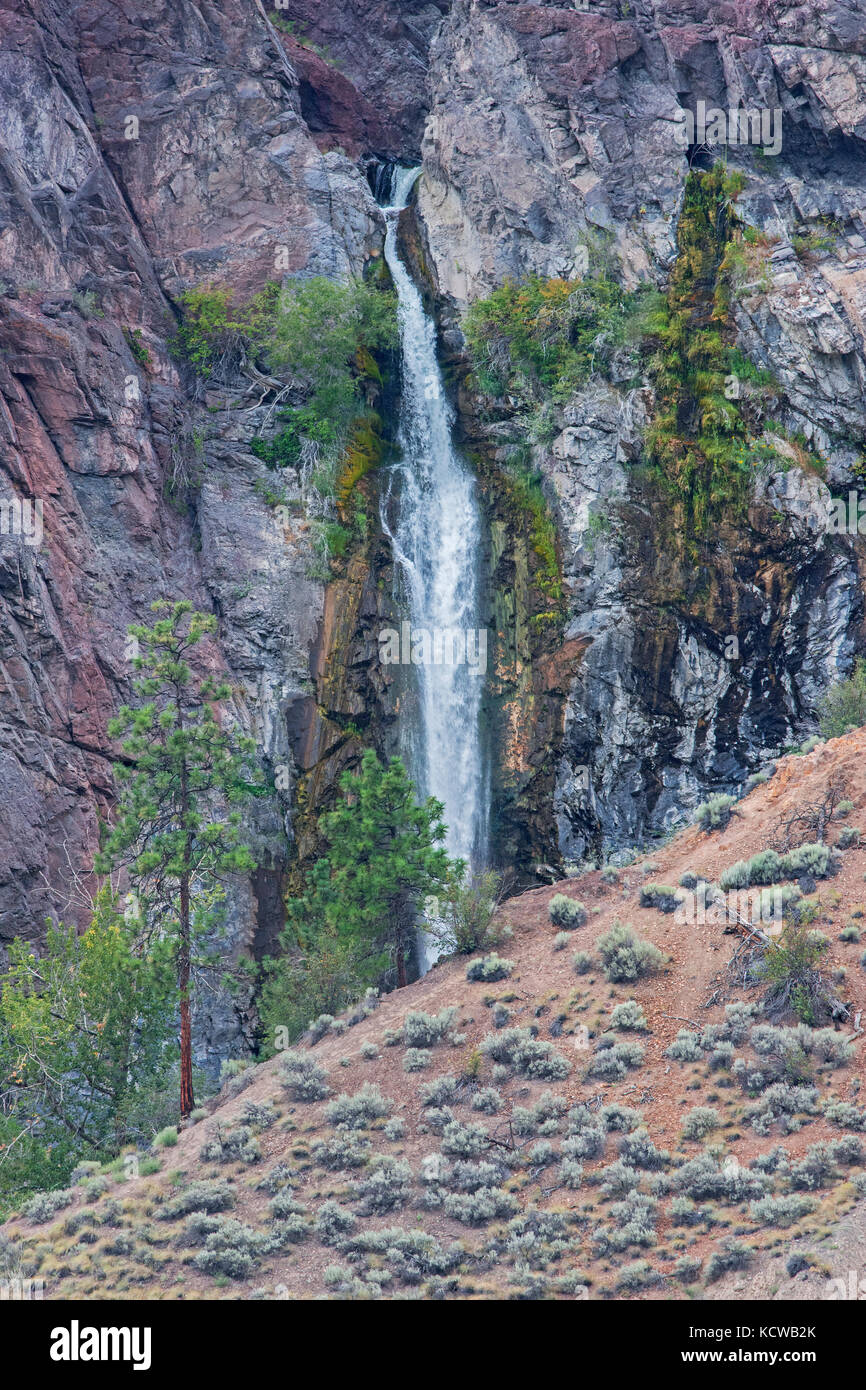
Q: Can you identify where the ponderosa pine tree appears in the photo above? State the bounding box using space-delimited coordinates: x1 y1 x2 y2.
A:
0 887 175 1208
96 601 260 1119
262 751 455 1041
320 750 456 987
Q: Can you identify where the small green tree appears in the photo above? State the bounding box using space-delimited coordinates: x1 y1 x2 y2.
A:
319 751 456 987
262 751 455 1045
0 888 175 1210
96 601 260 1119
818 658 866 739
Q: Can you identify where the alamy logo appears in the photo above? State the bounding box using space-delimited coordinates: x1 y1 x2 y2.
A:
0 1276 42 1299
676 101 782 157
378 622 488 673
824 1269 866 1300
0 496 42 547
49 1321 152 1370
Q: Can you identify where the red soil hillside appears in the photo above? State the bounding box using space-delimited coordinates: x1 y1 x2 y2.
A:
4 732 866 1301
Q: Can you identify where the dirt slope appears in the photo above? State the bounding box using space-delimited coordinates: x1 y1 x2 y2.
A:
3 733 866 1301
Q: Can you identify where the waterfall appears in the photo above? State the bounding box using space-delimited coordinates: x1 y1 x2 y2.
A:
376 165 488 971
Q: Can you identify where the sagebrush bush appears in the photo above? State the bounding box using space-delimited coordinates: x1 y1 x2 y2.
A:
353 1156 413 1215
787 1142 837 1191
674 1154 767 1203
480 1027 570 1080
639 884 678 913
419 1074 459 1108
402 1008 458 1048
824 1100 866 1131
311 1133 371 1170
562 1128 605 1160
616 1259 661 1292
199 1124 260 1166
559 1156 584 1189
695 794 735 831
673 1255 703 1282
526 1139 557 1167
705 1238 754 1284
158 1180 235 1220
749 1194 817 1227
600 1104 643 1133
443 1186 519 1225
619 1128 669 1170
325 1083 393 1130
747 1082 820 1135
470 1086 503 1115
552 931 571 951
441 1120 490 1158
314 1200 357 1246
548 895 587 930
572 950 594 975
665 1029 703 1063
466 954 514 982
192 1218 268 1280
681 1107 721 1142
599 1160 642 1196
403 1048 432 1073
586 1038 645 1080
596 921 664 982
668 1197 715 1227
23 1189 74 1224
281 1053 330 1102
610 999 648 1031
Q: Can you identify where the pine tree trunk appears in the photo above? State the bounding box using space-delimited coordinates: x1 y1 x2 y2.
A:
179 872 194 1119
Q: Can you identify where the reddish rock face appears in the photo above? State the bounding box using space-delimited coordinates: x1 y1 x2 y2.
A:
0 0 384 947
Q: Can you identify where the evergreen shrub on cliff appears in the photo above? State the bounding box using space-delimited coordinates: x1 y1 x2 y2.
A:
819 659 866 739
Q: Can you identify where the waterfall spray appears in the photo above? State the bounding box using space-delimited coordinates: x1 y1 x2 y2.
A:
377 165 489 971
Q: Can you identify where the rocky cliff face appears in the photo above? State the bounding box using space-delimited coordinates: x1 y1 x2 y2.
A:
3 0 866 1054
411 0 866 863
0 0 394 1066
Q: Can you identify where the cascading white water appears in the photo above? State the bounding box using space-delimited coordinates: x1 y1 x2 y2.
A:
378 165 488 970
